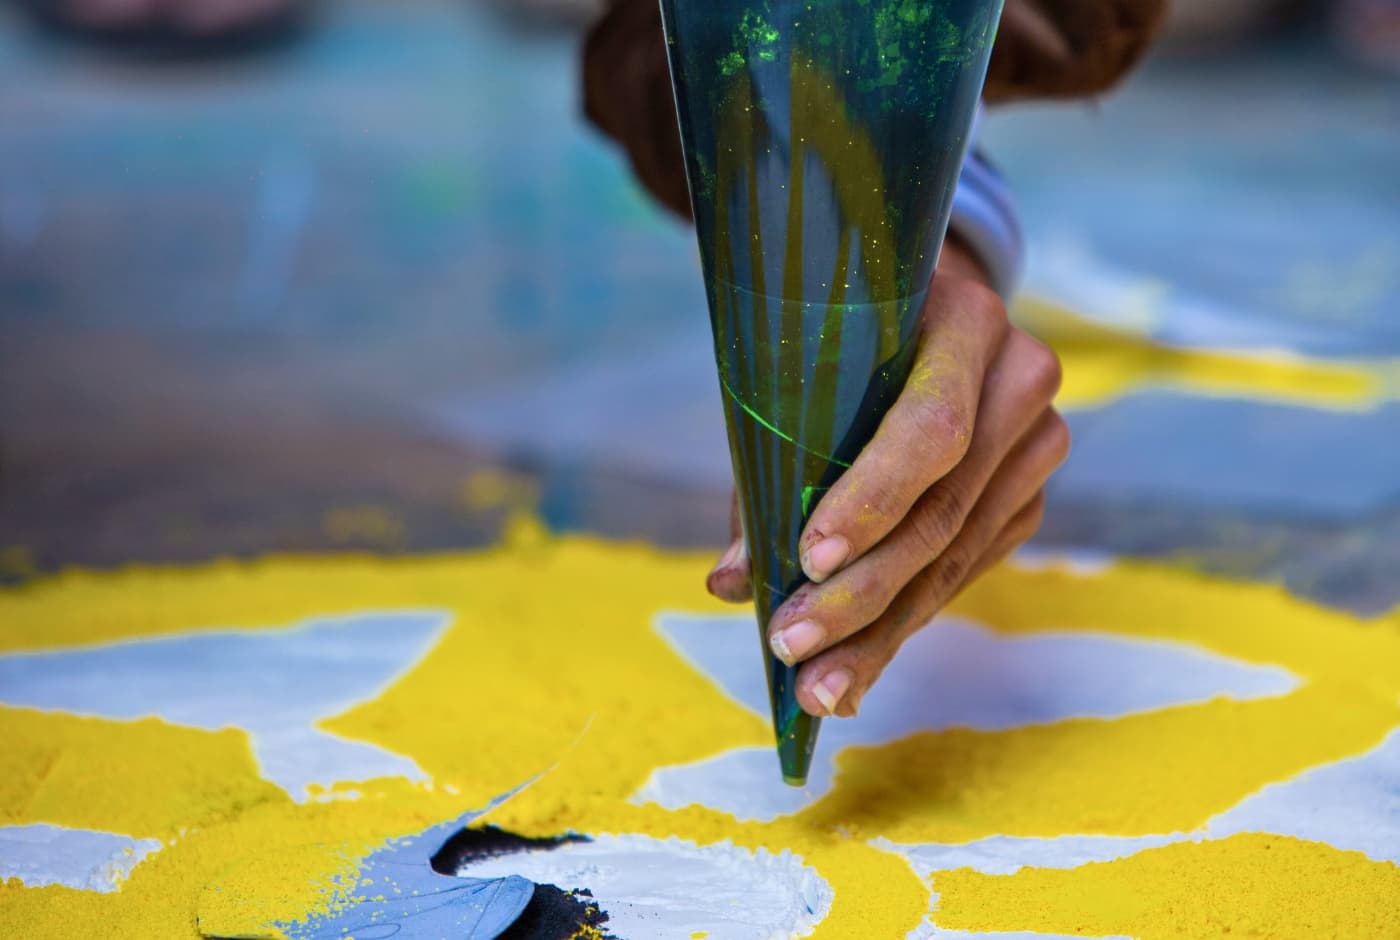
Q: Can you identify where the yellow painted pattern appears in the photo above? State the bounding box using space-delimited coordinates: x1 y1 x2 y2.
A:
1016 295 1400 411
1 534 1398 938
1 706 285 839
933 834 1400 938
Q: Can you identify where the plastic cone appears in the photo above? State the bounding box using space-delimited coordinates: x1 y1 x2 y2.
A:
661 0 1006 785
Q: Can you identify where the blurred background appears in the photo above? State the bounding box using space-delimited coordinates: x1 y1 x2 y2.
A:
1 0 1397 612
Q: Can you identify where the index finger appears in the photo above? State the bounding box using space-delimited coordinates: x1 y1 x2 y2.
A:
797 277 1006 583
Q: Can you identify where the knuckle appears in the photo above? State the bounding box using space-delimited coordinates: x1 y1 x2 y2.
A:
931 279 1010 352
1008 492 1047 544
952 277 1008 329
1043 410 1072 466
1018 332 1064 403
924 277 1009 374
909 481 967 558
839 566 896 627
855 484 905 534
1024 493 1047 536
929 542 975 600
909 399 972 456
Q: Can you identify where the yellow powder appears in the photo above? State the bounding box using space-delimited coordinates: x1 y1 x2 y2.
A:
0 706 286 838
195 842 364 939
949 560 1400 692
1014 295 1396 412
1 534 1397 938
799 684 1398 843
932 834 1400 939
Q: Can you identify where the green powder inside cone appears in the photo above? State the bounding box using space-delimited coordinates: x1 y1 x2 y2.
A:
661 0 1005 783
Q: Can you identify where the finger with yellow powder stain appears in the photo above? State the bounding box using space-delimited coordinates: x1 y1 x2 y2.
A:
792 275 1006 590
767 271 1067 719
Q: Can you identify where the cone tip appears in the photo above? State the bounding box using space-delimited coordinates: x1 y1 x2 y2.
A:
782 774 807 788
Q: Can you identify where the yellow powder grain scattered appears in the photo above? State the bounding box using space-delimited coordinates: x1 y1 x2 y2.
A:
196 841 364 939
932 834 1400 939
570 927 611 940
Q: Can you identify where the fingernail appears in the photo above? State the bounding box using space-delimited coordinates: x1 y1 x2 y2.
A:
709 540 742 577
769 620 824 666
812 669 853 716
801 535 851 583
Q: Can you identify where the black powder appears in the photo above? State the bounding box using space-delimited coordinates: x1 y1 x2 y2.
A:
432 825 590 872
500 884 614 940
431 825 619 940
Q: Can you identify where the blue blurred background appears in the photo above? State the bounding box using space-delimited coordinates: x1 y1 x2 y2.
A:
1 0 1397 612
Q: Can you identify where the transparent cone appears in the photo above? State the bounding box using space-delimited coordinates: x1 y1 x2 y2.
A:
661 0 1006 785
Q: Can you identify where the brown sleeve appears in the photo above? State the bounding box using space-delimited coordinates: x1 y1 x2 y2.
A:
581 0 692 218
582 0 1168 217
984 0 1169 102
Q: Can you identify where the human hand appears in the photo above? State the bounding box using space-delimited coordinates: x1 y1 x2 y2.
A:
705 239 1068 718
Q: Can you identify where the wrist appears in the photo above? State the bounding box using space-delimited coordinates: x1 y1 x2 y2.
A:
947 148 1025 299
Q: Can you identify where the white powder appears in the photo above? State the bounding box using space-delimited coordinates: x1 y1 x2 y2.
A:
0 824 162 892
455 833 832 940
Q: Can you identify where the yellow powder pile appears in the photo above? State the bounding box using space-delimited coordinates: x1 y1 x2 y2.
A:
1 531 1398 938
1 707 284 838
933 833 1400 938
801 684 1398 844
195 842 363 939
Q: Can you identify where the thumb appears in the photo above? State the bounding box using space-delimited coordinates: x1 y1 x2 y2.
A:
707 490 752 603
